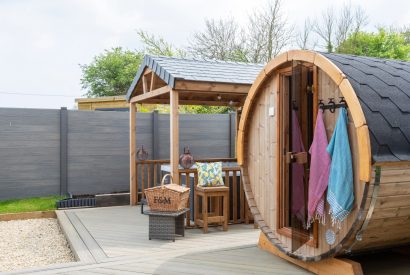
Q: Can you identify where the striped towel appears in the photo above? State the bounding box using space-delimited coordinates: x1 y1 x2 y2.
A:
326 108 354 228
307 110 330 228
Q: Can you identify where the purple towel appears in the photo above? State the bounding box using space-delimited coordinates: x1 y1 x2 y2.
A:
307 110 331 228
291 110 306 224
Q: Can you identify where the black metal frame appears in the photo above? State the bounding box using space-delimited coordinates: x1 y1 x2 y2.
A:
318 97 348 113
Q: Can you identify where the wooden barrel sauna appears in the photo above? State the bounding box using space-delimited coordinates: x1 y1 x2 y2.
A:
237 50 410 261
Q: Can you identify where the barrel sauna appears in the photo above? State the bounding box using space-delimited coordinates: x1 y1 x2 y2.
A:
237 50 410 261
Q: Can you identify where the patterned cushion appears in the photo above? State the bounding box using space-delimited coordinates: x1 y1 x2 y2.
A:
196 162 224 187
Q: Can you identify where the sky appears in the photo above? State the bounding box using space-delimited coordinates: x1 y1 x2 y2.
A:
0 0 409 109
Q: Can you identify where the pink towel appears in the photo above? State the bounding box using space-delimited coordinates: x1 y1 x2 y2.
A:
307 110 331 228
291 110 306 224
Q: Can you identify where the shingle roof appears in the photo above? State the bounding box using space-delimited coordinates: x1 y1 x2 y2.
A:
126 55 264 100
322 53 410 163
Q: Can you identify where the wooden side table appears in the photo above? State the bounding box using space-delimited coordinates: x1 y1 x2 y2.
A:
194 186 229 233
143 208 189 242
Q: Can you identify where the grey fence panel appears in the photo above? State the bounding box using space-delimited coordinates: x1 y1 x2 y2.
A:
0 108 235 200
0 108 60 200
157 114 232 160
67 111 152 195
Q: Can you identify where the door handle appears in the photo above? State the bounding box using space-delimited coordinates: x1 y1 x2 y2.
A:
286 152 307 164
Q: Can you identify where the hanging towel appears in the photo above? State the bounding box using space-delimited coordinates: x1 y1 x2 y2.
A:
326 107 354 228
307 110 331 228
291 110 306 225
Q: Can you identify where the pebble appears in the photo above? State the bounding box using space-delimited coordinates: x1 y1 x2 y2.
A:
0 218 75 272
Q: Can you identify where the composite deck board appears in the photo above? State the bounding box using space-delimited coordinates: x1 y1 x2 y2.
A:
55 211 95 263
64 211 108 262
13 206 311 274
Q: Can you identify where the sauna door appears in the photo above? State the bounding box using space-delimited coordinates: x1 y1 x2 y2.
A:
283 61 313 252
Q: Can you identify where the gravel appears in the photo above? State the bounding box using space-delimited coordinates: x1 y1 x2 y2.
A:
0 218 75 272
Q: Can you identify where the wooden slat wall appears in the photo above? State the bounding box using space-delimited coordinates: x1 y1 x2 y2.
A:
353 165 410 251
246 74 278 231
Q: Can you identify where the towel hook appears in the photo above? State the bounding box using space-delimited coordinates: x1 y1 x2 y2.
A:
328 98 336 113
292 100 298 111
339 97 347 106
318 99 325 111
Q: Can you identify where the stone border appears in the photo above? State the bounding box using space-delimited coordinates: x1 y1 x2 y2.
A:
0 210 56 222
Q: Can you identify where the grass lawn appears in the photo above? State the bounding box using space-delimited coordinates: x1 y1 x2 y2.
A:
0 195 65 214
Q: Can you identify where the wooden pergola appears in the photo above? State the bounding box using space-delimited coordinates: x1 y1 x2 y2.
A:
127 55 263 205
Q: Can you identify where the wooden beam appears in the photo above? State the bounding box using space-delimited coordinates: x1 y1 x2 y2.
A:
139 98 242 107
150 72 155 91
130 85 171 103
0 210 56 221
174 80 250 94
170 89 179 184
178 90 248 97
258 233 363 275
129 102 137 205
142 74 149 93
143 68 152 75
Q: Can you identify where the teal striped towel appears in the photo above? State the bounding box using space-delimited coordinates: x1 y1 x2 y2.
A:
326 108 354 228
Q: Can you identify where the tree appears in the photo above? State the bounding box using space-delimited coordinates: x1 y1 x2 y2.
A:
296 18 316 50
80 47 143 97
313 7 335 52
337 28 410 60
80 31 185 99
400 25 410 45
313 3 367 52
190 0 292 63
189 18 247 62
137 30 186 57
249 0 292 62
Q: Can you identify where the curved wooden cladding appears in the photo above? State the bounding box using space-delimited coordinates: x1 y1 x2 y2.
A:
237 50 371 182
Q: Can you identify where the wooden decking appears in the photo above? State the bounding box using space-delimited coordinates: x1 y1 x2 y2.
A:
8 206 310 274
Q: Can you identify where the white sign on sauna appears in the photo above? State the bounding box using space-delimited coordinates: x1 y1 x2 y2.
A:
269 106 275 117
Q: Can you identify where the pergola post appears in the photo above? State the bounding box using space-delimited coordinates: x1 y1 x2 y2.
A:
130 102 137 205
170 89 179 184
